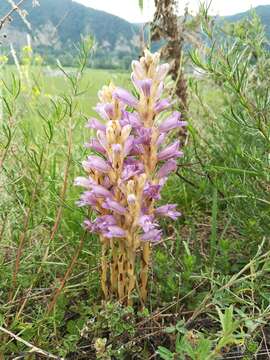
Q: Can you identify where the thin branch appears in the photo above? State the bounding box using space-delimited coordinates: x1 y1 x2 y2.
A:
0 325 62 359
0 0 27 31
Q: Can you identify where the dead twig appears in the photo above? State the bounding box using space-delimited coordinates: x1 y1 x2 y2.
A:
0 325 62 359
0 0 27 31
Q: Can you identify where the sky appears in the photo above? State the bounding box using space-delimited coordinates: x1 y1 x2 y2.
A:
75 0 270 23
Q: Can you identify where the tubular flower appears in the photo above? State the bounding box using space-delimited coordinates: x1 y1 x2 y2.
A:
76 50 187 306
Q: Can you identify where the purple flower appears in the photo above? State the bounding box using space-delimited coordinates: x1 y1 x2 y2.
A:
113 88 138 108
84 215 117 234
90 185 113 199
133 78 152 97
155 204 182 220
84 219 96 232
124 136 134 156
159 112 187 133
143 183 162 200
86 118 106 132
96 215 117 228
154 99 171 113
158 141 183 161
102 176 111 188
103 103 115 119
97 130 108 150
156 133 166 147
112 143 122 153
83 156 111 173
135 127 152 146
157 159 177 178
121 162 144 181
95 103 111 120
85 138 106 154
102 198 127 215
74 176 95 188
139 215 158 232
104 225 126 238
77 191 98 207
141 229 162 243
120 112 141 129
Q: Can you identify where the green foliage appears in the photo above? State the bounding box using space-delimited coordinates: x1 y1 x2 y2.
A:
157 307 241 359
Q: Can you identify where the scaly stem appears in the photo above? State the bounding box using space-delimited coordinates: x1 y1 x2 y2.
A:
140 242 151 304
117 241 126 303
110 238 118 294
127 246 136 306
101 237 109 300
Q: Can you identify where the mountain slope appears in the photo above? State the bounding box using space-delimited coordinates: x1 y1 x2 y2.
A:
224 5 270 36
1 0 141 68
1 1 270 68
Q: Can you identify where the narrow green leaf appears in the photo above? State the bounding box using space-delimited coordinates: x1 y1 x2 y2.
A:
210 187 218 260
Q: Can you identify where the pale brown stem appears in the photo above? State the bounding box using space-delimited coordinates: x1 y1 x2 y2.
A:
127 247 136 306
140 242 151 305
110 238 118 294
101 237 109 300
117 241 126 303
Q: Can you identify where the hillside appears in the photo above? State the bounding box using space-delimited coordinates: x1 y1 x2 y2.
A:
1 1 270 68
1 0 141 68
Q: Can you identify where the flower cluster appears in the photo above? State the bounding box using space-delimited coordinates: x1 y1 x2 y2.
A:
75 50 187 305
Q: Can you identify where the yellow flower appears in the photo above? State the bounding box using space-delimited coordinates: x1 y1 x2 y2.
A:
0 55 8 66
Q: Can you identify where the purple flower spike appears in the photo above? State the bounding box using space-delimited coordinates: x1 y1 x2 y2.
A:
74 176 95 188
83 156 111 173
141 229 162 243
86 118 106 132
159 112 187 133
102 198 127 215
156 204 182 220
85 138 106 154
113 88 138 108
154 98 171 113
157 159 177 178
158 141 183 161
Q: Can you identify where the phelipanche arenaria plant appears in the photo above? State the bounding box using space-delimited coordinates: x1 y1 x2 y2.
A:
75 50 187 306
